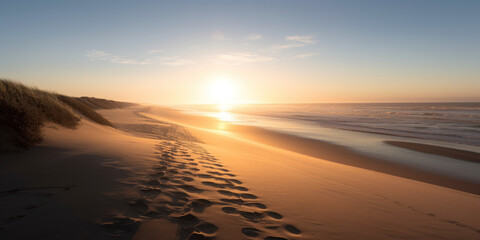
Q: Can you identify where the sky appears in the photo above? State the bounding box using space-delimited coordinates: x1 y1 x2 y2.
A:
1 0 479 104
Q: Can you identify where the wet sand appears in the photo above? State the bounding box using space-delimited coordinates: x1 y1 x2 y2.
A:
385 140 480 163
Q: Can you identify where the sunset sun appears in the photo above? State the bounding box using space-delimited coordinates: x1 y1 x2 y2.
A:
208 77 237 105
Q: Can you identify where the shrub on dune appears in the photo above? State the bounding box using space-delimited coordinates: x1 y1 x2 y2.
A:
56 95 113 127
0 79 133 151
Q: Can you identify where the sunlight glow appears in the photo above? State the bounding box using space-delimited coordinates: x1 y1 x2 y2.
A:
208 77 237 105
214 110 235 122
204 77 241 123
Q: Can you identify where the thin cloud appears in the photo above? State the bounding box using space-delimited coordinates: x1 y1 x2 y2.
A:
212 52 274 65
295 51 321 58
286 35 315 44
85 50 110 59
85 50 144 64
212 31 230 40
246 33 262 40
160 57 194 66
271 35 316 51
85 50 193 66
272 42 306 50
148 49 163 54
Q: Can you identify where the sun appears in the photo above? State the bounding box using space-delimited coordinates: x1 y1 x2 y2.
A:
208 77 237 105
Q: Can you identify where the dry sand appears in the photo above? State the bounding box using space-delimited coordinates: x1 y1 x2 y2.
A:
1 105 479 240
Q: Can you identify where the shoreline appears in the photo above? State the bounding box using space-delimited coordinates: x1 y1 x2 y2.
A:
179 103 480 148
147 106 480 196
143 106 480 239
385 141 480 164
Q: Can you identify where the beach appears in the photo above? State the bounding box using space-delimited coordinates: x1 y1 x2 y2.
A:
1 105 479 240
2 1 479 239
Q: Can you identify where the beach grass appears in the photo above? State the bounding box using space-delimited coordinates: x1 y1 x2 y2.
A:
0 79 134 150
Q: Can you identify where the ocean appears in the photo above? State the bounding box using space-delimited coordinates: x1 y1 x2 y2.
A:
177 102 480 184
193 102 480 146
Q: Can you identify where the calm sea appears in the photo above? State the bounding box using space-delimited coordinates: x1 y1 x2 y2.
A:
184 102 480 146
177 102 480 184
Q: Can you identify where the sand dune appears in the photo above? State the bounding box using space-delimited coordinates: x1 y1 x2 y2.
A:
1 105 479 240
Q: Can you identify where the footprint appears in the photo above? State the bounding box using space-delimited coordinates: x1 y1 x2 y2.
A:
178 185 203 193
153 166 167 171
240 193 257 199
242 227 261 237
197 222 218 234
239 211 264 222
137 140 297 240
139 187 162 196
155 206 174 215
265 211 283 220
167 201 187 207
167 191 190 199
142 210 162 218
182 177 194 182
207 171 224 176
221 207 238 214
220 198 244 205
170 179 184 184
198 174 214 179
150 171 165 177
230 186 248 192
213 177 231 183
176 213 200 226
265 237 288 240
145 179 161 186
128 199 149 213
100 216 141 233
284 224 301 234
218 190 239 197
245 203 267 209
191 199 212 213
175 164 188 169
188 233 210 240
201 181 227 189
160 176 170 182
228 179 242 184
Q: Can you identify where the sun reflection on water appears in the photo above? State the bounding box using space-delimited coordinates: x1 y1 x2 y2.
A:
213 104 235 121
213 104 236 130
216 111 235 122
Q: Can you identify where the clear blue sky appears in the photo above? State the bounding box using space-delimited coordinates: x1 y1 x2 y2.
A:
1 0 479 104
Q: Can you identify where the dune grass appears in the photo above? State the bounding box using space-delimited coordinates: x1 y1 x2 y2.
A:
0 79 134 151
76 96 136 109
56 95 113 127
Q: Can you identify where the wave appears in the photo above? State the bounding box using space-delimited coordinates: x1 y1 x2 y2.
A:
229 103 480 146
